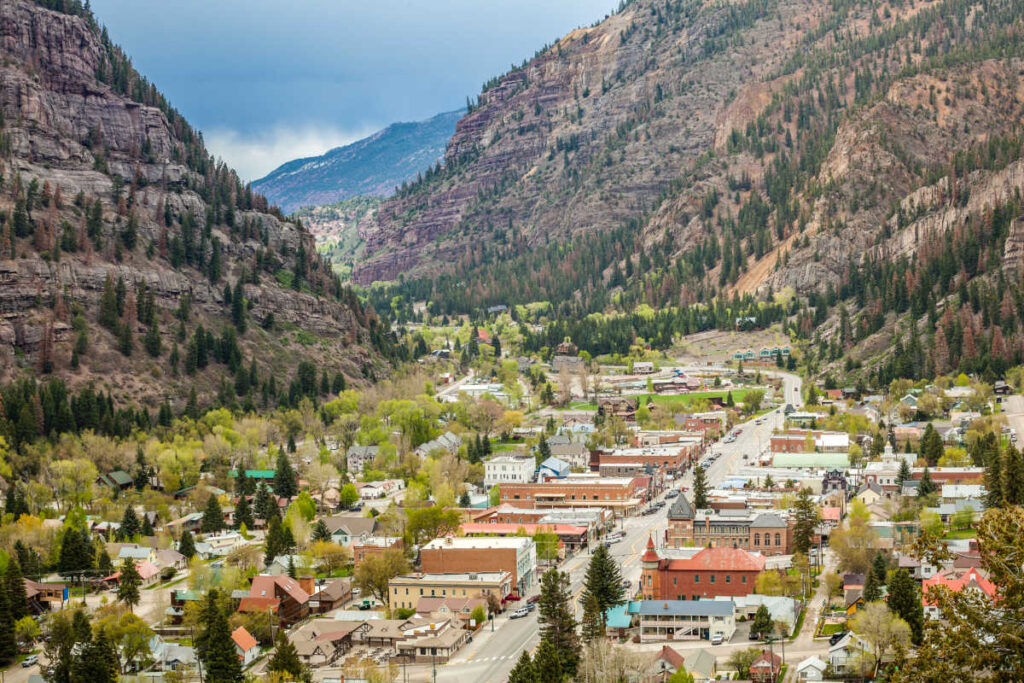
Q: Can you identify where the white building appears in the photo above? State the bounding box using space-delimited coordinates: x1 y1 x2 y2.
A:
484 455 535 488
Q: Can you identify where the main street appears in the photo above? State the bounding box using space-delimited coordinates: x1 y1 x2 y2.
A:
423 370 803 682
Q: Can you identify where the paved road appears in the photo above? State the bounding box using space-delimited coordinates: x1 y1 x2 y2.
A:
1002 394 1024 443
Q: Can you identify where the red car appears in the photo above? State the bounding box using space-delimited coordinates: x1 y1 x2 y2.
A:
505 594 521 602
527 595 540 604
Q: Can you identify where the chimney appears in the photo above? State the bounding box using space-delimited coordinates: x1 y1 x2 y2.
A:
298 575 315 596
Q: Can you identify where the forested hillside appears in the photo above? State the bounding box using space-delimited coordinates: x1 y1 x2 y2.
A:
0 0 401 420
362 0 1024 383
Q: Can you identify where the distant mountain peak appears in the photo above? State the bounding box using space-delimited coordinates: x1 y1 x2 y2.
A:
253 109 464 213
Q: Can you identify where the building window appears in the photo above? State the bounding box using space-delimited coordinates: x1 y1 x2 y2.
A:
673 577 677 586
742 576 747 584
694 574 699 583
754 534 760 546
764 534 771 547
775 533 782 546
726 575 731 583
710 575 716 583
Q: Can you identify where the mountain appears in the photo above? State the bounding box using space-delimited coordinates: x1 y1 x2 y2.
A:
294 196 382 280
252 110 463 213
357 0 1024 380
0 0 396 410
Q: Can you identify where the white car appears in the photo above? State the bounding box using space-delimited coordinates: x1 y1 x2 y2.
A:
509 607 530 619
710 633 724 645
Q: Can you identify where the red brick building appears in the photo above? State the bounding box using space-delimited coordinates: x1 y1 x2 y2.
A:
666 494 793 555
420 536 536 594
498 477 645 512
640 539 766 601
352 537 403 565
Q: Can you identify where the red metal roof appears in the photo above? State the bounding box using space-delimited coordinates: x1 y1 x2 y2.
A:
231 626 258 652
664 546 767 572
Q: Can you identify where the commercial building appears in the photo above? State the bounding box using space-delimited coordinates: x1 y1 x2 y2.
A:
389 572 512 611
459 522 587 554
352 536 403 565
420 536 536 594
666 495 793 555
641 539 766 601
631 599 736 643
498 475 645 512
484 455 536 488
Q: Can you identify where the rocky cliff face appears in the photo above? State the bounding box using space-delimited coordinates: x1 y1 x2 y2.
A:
355 0 1024 326
0 0 387 408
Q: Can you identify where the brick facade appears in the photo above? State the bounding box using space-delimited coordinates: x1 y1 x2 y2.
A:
499 478 644 511
641 541 765 601
665 495 793 555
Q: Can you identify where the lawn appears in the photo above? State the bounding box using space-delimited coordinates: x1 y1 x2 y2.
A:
641 389 749 412
492 442 524 452
819 622 846 636
943 528 977 539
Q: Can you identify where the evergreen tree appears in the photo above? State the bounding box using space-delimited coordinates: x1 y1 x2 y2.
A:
792 487 820 556
0 571 16 666
507 650 537 683
871 551 888 587
582 543 625 615
96 546 113 576
57 525 93 576
178 530 196 559
862 567 882 602
235 469 255 497
273 448 297 499
196 590 243 683
896 458 912 489
234 494 254 530
536 433 551 467
917 467 937 499
144 320 162 357
119 505 141 540
751 604 773 639
117 558 142 612
1003 445 1024 505
311 519 331 543
537 568 579 677
985 450 1004 508
71 631 118 683
5 559 28 622
287 555 297 579
919 424 944 466
887 568 923 644
580 591 605 643
141 514 154 537
255 481 278 521
693 465 709 509
532 639 563 683
201 494 225 533
267 631 306 680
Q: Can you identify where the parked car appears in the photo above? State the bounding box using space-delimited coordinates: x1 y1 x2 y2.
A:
711 633 724 645
509 608 529 619
526 602 537 612
358 599 373 610
22 655 39 668
527 595 541 604
829 632 848 646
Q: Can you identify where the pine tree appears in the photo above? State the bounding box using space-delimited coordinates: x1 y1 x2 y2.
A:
507 650 537 683
178 530 196 559
751 604 773 639
580 591 606 643
887 568 923 644
119 505 141 540
917 467 937 498
98 273 119 331
201 495 225 533
273 448 297 499
792 488 820 556
871 551 888 587
234 494 254 530
532 639 563 682
5 559 28 622
141 514 154 537
0 570 16 666
862 568 881 602
255 481 278 522
1003 445 1024 505
693 465 709 509
144 319 162 357
312 519 331 543
582 543 625 615
287 555 297 579
267 631 306 679
896 458 912 489
71 631 118 683
196 590 243 683
58 525 94 575
985 450 1004 508
117 558 142 612
537 568 579 676
919 424 944 466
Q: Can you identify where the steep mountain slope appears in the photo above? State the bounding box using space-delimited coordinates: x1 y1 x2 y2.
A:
252 110 463 213
0 0 394 410
360 0 1024 381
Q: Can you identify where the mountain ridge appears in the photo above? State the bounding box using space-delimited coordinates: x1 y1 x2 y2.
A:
253 109 463 213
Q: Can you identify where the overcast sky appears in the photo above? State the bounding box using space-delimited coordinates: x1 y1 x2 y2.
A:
89 1 615 180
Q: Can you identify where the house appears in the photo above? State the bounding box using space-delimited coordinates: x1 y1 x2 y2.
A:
117 545 157 565
922 568 996 619
149 637 199 673
728 595 800 635
484 455 535 488
537 456 572 480
322 514 377 546
415 432 463 457
598 397 638 422
193 531 246 559
646 645 686 681
854 482 884 506
683 649 718 682
245 575 311 626
795 655 828 681
749 649 782 683
97 470 133 492
633 361 655 374
266 554 316 577
631 599 736 643
353 536 404 565
899 394 919 409
994 380 1011 395
641 539 767 600
346 445 379 476
24 579 66 614
828 632 871 676
310 578 352 613
415 596 487 625
231 627 260 667
549 443 590 468
645 646 717 682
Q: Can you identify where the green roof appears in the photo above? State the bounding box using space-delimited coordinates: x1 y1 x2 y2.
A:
772 453 851 468
604 603 632 629
228 469 275 479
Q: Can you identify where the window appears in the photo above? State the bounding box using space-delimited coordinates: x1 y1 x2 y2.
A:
710 575 716 583
673 577 677 586
741 576 747 584
694 574 700 583
775 533 782 546
726 575 731 583
754 533 760 546
764 534 771 547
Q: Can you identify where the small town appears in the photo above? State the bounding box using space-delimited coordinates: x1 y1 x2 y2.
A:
2 327 1020 682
